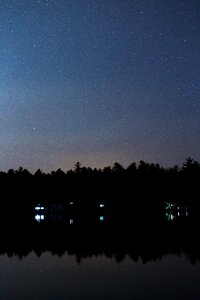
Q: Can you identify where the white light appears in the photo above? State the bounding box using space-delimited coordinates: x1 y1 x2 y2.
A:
177 212 180 216
100 216 104 221
70 219 73 224
35 214 45 222
35 214 40 221
99 204 105 208
70 202 73 205
35 206 45 210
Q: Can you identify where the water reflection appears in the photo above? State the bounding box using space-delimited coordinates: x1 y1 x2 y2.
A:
35 214 45 222
1 193 198 266
164 202 189 222
1 252 200 300
99 215 105 221
33 200 109 225
34 204 46 222
33 200 191 225
1 214 200 266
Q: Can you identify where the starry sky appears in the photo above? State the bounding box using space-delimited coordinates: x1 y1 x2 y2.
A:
0 0 200 172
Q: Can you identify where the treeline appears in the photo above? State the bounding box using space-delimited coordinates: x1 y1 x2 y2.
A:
0 157 199 233
0 157 199 198
1 157 200 177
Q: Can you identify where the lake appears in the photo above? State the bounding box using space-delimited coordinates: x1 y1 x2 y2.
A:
0 191 200 299
1 251 200 300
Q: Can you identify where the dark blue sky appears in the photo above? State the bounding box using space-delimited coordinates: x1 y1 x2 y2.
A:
0 0 200 171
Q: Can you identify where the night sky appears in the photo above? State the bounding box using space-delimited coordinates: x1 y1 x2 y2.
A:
0 0 200 172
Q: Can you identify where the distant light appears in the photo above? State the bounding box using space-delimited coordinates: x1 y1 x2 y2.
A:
70 202 73 205
186 212 189 217
70 219 73 224
99 204 105 208
170 214 175 221
100 216 104 221
35 214 45 222
177 212 180 216
35 206 44 210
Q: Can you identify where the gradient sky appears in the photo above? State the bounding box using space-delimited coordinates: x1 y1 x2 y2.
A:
0 0 200 172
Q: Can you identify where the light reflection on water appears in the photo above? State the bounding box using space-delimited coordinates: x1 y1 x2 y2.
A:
0 201 198 299
33 200 190 224
164 202 189 222
35 214 45 222
33 202 107 224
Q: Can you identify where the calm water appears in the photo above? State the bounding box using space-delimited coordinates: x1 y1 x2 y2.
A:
1 252 200 300
0 193 199 299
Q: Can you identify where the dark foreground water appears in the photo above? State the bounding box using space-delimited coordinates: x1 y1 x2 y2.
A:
1 250 200 300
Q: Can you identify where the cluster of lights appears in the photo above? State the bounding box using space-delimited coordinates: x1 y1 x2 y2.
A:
35 206 45 210
35 214 44 222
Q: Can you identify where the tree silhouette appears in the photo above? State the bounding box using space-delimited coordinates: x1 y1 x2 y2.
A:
74 162 81 174
182 157 199 171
